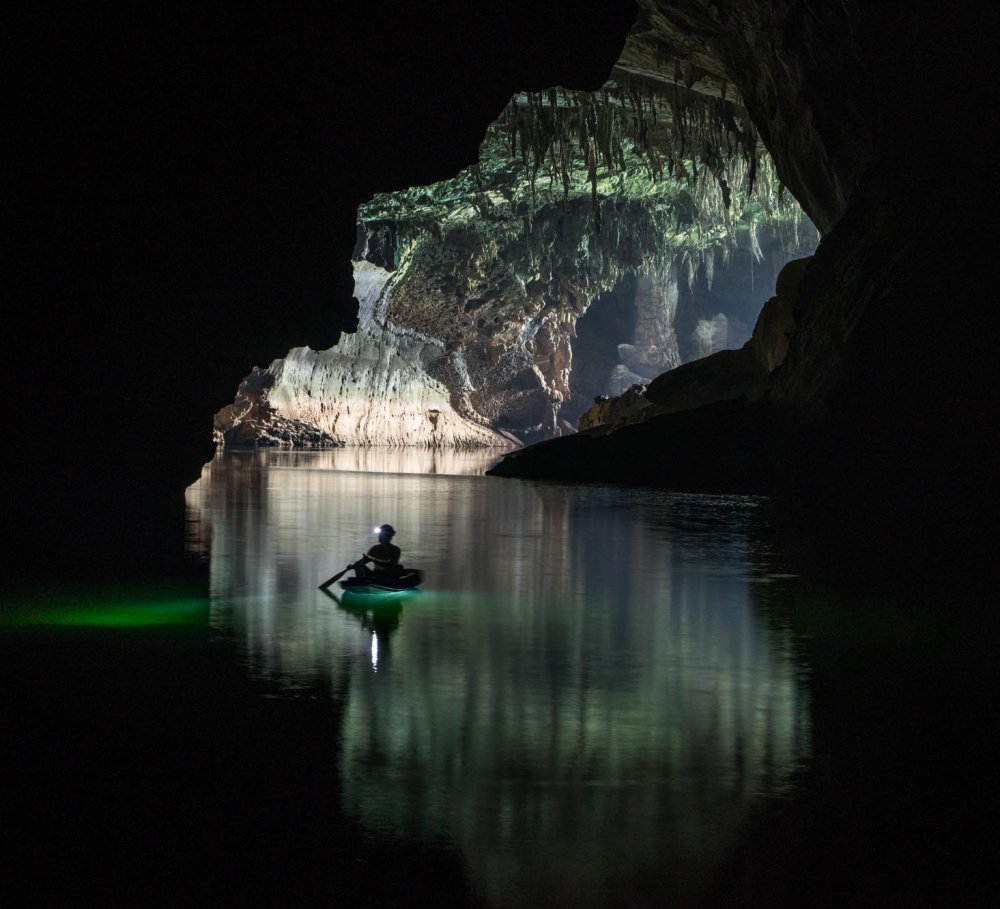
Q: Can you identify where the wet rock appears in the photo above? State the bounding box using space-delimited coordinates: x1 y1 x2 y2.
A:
213 367 342 449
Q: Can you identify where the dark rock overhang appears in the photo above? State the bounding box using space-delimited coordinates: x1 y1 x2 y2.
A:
488 1 1000 577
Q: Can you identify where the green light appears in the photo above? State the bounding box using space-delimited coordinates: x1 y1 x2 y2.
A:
341 588 417 605
1 590 208 628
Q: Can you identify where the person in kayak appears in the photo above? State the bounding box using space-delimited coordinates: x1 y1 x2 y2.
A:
354 524 402 578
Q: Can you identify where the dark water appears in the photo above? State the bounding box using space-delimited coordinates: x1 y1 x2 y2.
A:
3 450 995 906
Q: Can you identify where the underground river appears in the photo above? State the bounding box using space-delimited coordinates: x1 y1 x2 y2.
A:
3 449 994 905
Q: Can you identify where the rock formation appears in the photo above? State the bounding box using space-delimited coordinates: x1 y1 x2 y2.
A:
220 69 815 448
16 1 995 581
214 262 512 448
577 254 806 432
490 1 998 578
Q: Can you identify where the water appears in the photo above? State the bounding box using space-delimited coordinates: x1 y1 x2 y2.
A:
183 450 809 907
3 450 993 905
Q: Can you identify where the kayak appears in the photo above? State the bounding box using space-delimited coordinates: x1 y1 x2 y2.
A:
339 569 422 593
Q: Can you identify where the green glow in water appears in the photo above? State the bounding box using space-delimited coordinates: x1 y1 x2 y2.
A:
340 588 418 605
1 591 208 628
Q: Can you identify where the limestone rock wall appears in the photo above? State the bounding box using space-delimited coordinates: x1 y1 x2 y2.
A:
618 270 681 378
379 200 812 440
491 0 997 581
622 1 872 234
578 385 654 433
216 35 816 450
215 262 513 449
218 208 810 449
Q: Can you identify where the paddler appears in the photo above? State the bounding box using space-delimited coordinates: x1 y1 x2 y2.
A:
354 524 402 578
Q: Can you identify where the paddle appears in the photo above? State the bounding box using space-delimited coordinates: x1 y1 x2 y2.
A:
319 560 359 590
317 586 341 605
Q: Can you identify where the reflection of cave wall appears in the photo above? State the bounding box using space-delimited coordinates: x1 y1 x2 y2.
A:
186 460 809 908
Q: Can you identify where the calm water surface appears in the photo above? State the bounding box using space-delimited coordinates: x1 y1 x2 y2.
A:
184 449 811 907
6 450 991 906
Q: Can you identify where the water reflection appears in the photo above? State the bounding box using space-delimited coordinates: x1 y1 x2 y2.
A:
207 446 508 476
322 587 409 671
186 452 809 907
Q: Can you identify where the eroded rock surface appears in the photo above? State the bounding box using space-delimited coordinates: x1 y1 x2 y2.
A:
578 385 653 433
215 262 513 448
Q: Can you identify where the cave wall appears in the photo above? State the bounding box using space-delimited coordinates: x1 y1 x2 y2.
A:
367 199 811 439
676 229 801 361
627 1 997 414
221 52 816 449
621 0 874 234
493 1 1000 576
215 262 512 448
221 199 811 447
13 1 997 579
619 0 997 422
219 45 816 449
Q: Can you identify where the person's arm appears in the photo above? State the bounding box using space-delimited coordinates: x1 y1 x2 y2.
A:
352 548 378 569
366 546 396 567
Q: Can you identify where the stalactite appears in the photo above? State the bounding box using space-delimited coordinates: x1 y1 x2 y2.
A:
361 71 813 313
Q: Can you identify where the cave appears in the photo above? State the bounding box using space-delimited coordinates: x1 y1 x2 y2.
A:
211 104 816 451
6 2 998 905
13 2 993 581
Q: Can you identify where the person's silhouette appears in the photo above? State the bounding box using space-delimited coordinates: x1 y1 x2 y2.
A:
355 524 402 578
